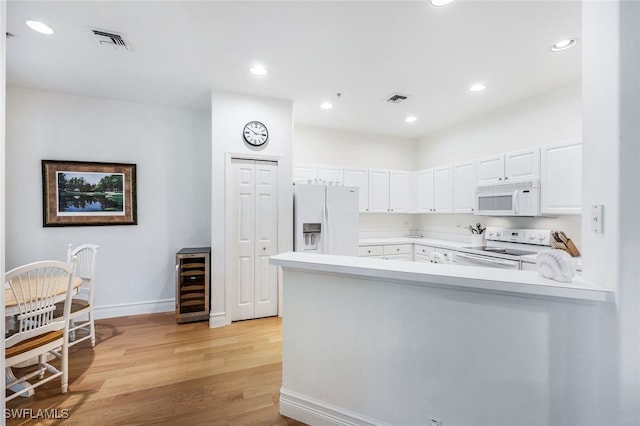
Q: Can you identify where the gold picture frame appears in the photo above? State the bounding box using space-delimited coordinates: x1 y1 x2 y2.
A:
42 160 137 227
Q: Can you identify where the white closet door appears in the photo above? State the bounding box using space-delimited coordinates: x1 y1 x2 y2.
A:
230 159 278 321
253 160 278 318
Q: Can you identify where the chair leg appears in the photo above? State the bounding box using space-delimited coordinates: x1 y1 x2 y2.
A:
89 311 96 347
61 342 69 394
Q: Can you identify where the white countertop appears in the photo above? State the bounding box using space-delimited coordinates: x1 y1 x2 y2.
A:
270 251 612 303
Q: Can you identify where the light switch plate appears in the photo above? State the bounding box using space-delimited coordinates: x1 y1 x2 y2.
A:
591 204 603 233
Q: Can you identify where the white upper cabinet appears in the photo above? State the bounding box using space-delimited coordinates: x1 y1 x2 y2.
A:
368 169 391 212
477 154 505 186
344 167 369 212
416 169 435 213
433 165 453 213
477 148 540 186
293 163 317 183
367 169 412 213
317 165 344 183
389 170 412 213
504 147 540 183
453 160 477 213
540 140 582 215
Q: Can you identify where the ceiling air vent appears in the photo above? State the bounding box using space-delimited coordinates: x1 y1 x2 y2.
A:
384 93 410 104
90 28 130 51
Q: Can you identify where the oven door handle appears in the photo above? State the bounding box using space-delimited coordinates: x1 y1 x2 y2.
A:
456 252 519 267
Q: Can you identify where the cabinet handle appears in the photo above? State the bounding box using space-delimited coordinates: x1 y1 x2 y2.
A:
505 176 509 180
263 247 267 251
368 250 372 253
499 177 503 181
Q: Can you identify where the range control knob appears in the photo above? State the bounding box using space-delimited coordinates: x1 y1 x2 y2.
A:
528 233 536 241
537 232 545 241
487 231 494 237
496 231 502 237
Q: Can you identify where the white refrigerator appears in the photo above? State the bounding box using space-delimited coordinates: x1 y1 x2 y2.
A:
294 183 359 256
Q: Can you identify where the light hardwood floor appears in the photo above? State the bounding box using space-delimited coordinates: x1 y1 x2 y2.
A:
6 313 306 426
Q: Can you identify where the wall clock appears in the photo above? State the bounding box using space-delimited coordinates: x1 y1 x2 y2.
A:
243 121 269 146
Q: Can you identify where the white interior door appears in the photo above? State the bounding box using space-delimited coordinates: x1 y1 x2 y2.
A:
253 161 278 318
230 159 278 321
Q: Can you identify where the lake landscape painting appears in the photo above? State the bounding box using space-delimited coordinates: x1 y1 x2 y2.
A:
57 171 125 214
42 160 137 226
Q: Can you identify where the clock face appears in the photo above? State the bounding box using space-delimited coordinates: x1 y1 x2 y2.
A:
243 121 269 146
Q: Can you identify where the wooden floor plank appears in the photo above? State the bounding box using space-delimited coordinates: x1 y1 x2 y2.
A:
5 313 305 426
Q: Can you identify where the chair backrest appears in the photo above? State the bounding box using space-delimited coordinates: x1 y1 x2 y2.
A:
66 243 99 300
5 258 77 348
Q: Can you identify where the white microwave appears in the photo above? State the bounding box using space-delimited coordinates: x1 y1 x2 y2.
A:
475 180 540 216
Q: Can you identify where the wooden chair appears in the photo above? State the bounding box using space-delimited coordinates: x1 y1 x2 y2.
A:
5 258 77 402
55 244 99 348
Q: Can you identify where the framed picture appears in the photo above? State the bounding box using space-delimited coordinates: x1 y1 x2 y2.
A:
42 160 137 227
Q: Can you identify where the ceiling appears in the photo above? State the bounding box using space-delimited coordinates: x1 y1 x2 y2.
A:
5 0 581 139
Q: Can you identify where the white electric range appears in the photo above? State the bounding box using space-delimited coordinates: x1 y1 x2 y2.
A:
456 227 552 270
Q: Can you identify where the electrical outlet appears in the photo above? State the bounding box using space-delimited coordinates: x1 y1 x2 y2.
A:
591 204 604 233
430 419 443 426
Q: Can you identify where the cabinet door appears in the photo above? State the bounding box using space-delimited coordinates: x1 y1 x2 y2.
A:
505 147 540 183
541 140 582 215
344 167 369 212
317 165 344 183
368 169 390 212
416 169 435 213
436 248 457 263
293 163 317 184
389 170 411 213
477 154 505 186
453 160 477 213
414 244 437 262
433 165 453 213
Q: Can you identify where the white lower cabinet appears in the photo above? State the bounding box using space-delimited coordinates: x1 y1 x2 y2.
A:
383 244 412 261
358 244 412 261
414 244 456 264
358 245 384 259
358 243 457 263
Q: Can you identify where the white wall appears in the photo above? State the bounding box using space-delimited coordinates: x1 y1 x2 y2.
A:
294 124 416 170
416 81 581 168
5 87 211 317
1 0 7 415
583 1 640 423
210 90 293 327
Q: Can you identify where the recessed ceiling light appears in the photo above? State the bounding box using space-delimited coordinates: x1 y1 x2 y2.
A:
551 39 577 52
430 0 454 6
250 64 267 76
405 116 417 123
469 83 486 93
25 20 55 35
320 102 333 110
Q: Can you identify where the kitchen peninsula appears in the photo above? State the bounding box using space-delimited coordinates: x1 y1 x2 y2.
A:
270 252 613 426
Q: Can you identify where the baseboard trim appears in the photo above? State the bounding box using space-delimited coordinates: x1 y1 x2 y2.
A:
279 388 391 426
94 299 174 319
209 311 227 328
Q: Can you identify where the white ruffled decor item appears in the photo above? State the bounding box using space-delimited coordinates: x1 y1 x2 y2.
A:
536 249 578 283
